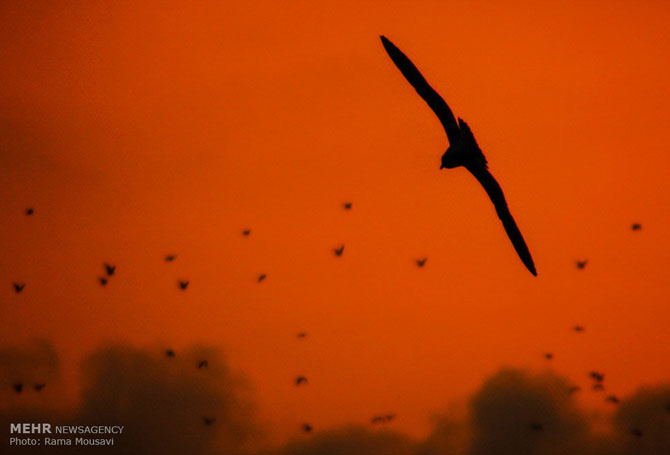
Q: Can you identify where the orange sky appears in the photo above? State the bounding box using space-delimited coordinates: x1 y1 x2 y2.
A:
2 0 670 444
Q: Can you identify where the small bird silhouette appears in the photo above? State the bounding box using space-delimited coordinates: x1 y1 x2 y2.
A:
592 383 605 391
13 383 23 393
302 423 313 433
371 416 385 424
12 282 25 293
589 371 605 382
606 395 620 404
576 260 588 270
333 245 345 257
198 360 208 369
165 349 175 358
34 383 46 392
257 274 267 283
529 422 543 431
544 353 554 360
573 325 585 333
242 229 251 236
104 263 116 276
631 428 643 438
568 386 581 394
178 280 189 290
416 258 427 267
164 254 177 262
297 332 307 339
25 208 34 215
343 202 352 210
295 376 308 386
380 36 536 276
98 277 108 286
202 417 216 426
631 223 642 231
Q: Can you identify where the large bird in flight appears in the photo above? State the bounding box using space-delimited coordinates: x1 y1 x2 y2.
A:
380 36 536 276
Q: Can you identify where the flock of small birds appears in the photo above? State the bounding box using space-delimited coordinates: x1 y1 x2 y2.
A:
8 207 656 437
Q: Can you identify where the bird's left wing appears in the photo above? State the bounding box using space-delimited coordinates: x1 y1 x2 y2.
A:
380 36 461 145
466 165 537 276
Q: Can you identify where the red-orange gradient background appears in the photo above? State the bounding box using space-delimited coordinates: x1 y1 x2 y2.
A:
2 0 669 443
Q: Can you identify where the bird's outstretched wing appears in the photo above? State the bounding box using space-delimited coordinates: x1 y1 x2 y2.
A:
466 165 537 276
380 36 460 145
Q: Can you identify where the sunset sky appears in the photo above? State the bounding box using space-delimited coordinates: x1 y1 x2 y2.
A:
2 0 670 447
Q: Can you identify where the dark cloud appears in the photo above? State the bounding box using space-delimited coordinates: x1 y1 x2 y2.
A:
469 368 590 455
1 343 669 455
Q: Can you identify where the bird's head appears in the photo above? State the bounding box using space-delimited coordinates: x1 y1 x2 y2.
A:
440 147 460 169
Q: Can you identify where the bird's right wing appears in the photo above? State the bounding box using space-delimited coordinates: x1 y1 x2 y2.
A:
467 165 537 276
380 36 461 145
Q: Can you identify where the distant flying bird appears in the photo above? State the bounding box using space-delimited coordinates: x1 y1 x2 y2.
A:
25 208 34 216
343 202 352 210
568 386 581 394
333 245 345 257
631 223 642 231
202 417 216 426
380 35 536 276
576 260 588 270
297 332 307 339
529 422 543 431
416 257 427 267
302 423 313 433
592 383 605 391
371 414 396 424
606 395 620 404
242 229 251 236
573 325 585 333
164 254 177 262
12 282 25 293
631 428 643 438
13 383 23 393
295 376 308 386
198 360 208 369
589 371 605 382
34 383 46 392
257 274 267 283
104 263 116 276
98 277 108 286
165 349 175 358
178 280 189 290
544 353 554 360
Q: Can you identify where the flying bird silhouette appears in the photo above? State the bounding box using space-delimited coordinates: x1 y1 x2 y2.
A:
12 282 25 293
13 383 23 393
380 36 536 276
592 383 605 391
606 395 620 404
333 245 345 257
104 263 116 276
295 376 308 386
576 260 588 269
98 277 108 286
544 353 553 360
589 371 605 382
198 360 208 369
257 274 267 283
302 423 313 433
343 202 352 210
25 208 34 215
178 280 189 290
415 257 427 267
164 254 177 262
242 229 251 236
202 417 216 426
165 349 175 358
34 383 46 392
573 325 585 333
297 332 307 339
631 223 642 231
